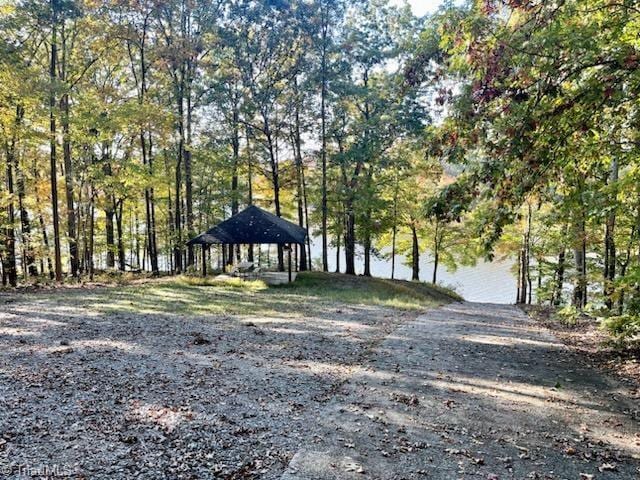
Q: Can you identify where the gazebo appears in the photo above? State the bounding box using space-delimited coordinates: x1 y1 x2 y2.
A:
187 205 307 283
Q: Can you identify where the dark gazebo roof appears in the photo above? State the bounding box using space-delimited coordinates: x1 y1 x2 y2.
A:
187 205 306 246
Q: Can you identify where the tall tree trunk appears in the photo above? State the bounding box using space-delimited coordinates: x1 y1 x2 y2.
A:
33 161 54 279
245 125 254 262
115 199 125 271
360 71 373 277
0 254 6 286
320 7 329 272
177 0 195 269
411 223 420 281
518 239 528 304
516 249 522 303
291 82 308 271
363 235 372 277
174 99 184 273
12 107 37 278
164 151 174 273
518 204 532 305
301 158 312 271
88 188 95 280
39 213 54 279
3 141 17 286
363 172 373 276
184 88 194 267
264 116 284 271
432 221 440 284
60 92 78 278
105 202 115 269
390 174 399 280
128 15 159 276
229 83 240 264
526 203 533 305
335 230 341 273
604 159 618 310
142 132 159 275
49 1 63 281
102 151 115 269
553 249 565 306
344 197 356 275
572 218 587 308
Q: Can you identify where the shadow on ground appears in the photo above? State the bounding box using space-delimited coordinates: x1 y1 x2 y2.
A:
1 287 637 480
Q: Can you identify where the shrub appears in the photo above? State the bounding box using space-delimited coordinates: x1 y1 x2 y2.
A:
556 305 581 326
601 315 640 345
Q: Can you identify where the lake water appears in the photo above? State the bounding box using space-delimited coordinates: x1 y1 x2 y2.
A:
309 240 517 304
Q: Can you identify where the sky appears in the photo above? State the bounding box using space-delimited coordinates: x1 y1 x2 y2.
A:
391 0 445 16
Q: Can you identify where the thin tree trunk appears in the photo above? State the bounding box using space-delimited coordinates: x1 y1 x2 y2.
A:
516 249 522 304
362 168 374 277
291 81 308 271
335 232 341 273
390 173 399 280
185 87 194 267
320 8 329 272
518 240 528 304
572 217 588 309
164 150 175 274
344 197 356 275
526 203 533 305
88 187 95 280
604 159 618 310
129 15 159 276
115 199 125 271
518 204 532 304
363 235 372 277
361 71 373 277
263 115 284 271
174 103 183 273
33 161 54 279
105 203 115 269
142 133 159 275
432 221 440 284
553 249 565 306
60 92 78 277
49 1 62 281
411 223 420 281
3 141 17 286
245 125 254 262
12 107 37 278
230 82 240 263
301 158 312 271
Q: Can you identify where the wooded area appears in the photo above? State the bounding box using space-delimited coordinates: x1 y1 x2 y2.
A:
1 0 640 340
1 0 443 285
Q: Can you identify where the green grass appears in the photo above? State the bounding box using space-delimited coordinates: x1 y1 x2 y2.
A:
279 271 461 307
78 271 461 318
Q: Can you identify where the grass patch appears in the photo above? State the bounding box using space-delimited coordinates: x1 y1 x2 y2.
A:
79 271 460 318
277 272 461 309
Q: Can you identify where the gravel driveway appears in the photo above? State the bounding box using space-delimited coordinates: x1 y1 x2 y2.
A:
282 302 640 479
1 293 638 479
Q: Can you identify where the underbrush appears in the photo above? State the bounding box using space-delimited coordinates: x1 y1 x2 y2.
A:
601 315 640 348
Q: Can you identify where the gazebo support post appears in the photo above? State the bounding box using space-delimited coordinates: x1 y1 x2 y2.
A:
202 245 207 277
288 244 292 283
222 245 227 273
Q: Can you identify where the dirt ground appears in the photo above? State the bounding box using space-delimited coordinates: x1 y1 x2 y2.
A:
1 290 638 479
524 305 640 396
0 285 415 479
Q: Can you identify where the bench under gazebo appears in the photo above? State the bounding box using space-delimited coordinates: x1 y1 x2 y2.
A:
187 205 307 283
